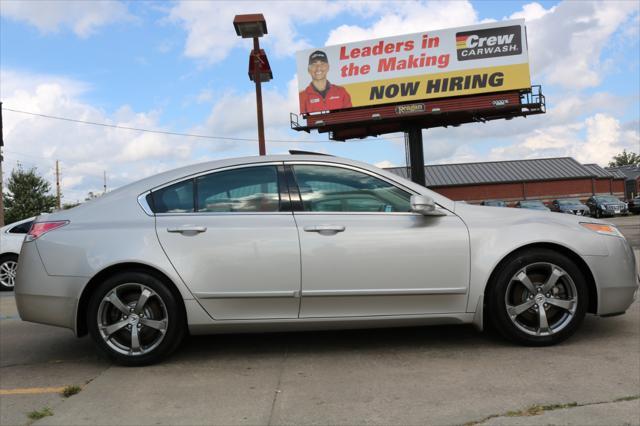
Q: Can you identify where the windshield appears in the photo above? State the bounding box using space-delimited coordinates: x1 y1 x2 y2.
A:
484 200 506 207
596 196 621 203
558 199 582 206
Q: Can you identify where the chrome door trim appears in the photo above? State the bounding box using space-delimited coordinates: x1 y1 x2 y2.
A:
301 288 468 297
194 290 299 299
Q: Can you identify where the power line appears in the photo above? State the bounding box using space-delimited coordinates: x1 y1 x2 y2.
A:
3 107 405 142
4 107 394 143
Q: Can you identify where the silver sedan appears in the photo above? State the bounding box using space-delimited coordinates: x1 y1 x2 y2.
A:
15 154 639 365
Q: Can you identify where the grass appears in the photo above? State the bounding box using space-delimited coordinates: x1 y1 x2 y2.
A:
27 407 53 420
505 402 578 417
61 385 82 398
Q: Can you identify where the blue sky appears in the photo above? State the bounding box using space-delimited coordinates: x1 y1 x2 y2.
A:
1 0 638 203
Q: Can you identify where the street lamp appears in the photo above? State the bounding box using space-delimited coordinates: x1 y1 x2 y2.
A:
233 14 272 156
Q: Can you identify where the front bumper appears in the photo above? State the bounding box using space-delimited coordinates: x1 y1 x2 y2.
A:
14 242 87 333
582 235 638 315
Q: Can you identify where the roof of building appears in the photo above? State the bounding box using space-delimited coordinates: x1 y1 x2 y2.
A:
583 163 616 178
606 165 640 180
386 157 604 187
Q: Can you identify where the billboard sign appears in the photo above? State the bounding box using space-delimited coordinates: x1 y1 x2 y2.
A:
296 20 530 114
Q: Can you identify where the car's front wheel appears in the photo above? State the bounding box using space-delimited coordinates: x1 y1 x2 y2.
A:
0 254 18 291
487 248 588 346
87 271 185 366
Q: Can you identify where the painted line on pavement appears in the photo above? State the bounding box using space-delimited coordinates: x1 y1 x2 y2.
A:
0 386 66 395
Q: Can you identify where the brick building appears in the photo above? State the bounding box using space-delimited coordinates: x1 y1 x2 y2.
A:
387 157 626 205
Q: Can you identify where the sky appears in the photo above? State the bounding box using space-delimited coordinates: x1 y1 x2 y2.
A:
1 0 639 203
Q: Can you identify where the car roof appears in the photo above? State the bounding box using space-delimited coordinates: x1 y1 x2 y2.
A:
62 155 455 214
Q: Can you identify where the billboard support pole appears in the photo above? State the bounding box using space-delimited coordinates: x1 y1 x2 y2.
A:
405 126 426 186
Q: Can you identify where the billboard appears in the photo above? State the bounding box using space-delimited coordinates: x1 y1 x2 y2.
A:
296 20 530 114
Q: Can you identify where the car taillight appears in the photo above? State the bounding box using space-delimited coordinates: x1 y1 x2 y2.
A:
26 221 69 242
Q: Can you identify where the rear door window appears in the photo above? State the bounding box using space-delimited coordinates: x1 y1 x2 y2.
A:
152 180 194 213
196 166 280 213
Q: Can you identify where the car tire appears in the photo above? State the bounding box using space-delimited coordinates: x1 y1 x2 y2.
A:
487 248 588 346
87 271 185 366
595 209 601 219
0 254 19 291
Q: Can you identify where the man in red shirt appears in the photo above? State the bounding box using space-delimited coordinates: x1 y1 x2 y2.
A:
299 50 352 114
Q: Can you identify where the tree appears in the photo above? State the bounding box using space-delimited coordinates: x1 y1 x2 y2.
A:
2 164 57 224
609 150 640 167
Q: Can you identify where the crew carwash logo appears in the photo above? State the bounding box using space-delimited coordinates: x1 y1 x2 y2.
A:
456 25 522 61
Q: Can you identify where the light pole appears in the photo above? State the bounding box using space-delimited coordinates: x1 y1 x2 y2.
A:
233 14 273 156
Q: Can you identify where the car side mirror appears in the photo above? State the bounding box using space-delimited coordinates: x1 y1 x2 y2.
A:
410 195 446 216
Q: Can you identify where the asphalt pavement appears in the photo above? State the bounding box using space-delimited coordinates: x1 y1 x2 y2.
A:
1 215 638 426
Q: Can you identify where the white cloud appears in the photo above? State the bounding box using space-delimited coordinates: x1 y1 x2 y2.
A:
168 1 363 64
508 2 556 21
1 69 194 203
520 0 639 89
483 114 639 166
326 1 478 45
374 160 396 168
1 0 134 37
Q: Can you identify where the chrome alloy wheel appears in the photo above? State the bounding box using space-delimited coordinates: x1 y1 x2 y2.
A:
97 283 168 356
0 259 18 288
505 262 578 337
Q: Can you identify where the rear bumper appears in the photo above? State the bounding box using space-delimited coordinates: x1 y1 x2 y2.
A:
14 242 87 333
583 236 638 315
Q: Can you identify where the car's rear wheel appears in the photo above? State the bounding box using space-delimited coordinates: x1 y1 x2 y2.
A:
0 254 18 291
487 248 588 346
87 271 185 366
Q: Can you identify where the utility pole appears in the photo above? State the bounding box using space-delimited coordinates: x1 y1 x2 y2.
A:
55 160 61 210
103 171 107 194
0 102 5 226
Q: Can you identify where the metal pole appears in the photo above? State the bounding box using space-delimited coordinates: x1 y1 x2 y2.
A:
405 127 426 186
253 38 266 156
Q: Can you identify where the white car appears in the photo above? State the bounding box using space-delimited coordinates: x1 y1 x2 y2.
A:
14 154 639 365
0 217 35 290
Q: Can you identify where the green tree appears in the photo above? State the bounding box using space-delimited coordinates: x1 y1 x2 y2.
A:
2 164 57 224
608 150 640 167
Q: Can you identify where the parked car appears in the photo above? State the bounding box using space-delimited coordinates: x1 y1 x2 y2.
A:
481 200 507 207
627 196 640 214
586 195 628 218
550 199 590 216
15 155 638 365
515 200 550 211
0 217 35 291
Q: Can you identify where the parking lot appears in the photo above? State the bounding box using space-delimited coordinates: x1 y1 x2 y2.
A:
1 216 638 426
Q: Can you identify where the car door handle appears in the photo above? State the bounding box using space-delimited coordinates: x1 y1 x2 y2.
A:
303 225 346 234
166 226 207 234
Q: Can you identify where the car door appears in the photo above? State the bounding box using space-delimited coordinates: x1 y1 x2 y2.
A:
154 163 301 320
287 162 470 318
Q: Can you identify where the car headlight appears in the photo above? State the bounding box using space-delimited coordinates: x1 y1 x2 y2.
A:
580 222 624 238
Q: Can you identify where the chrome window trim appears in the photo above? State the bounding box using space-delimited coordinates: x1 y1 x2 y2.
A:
155 211 293 217
137 192 154 216
293 211 424 217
